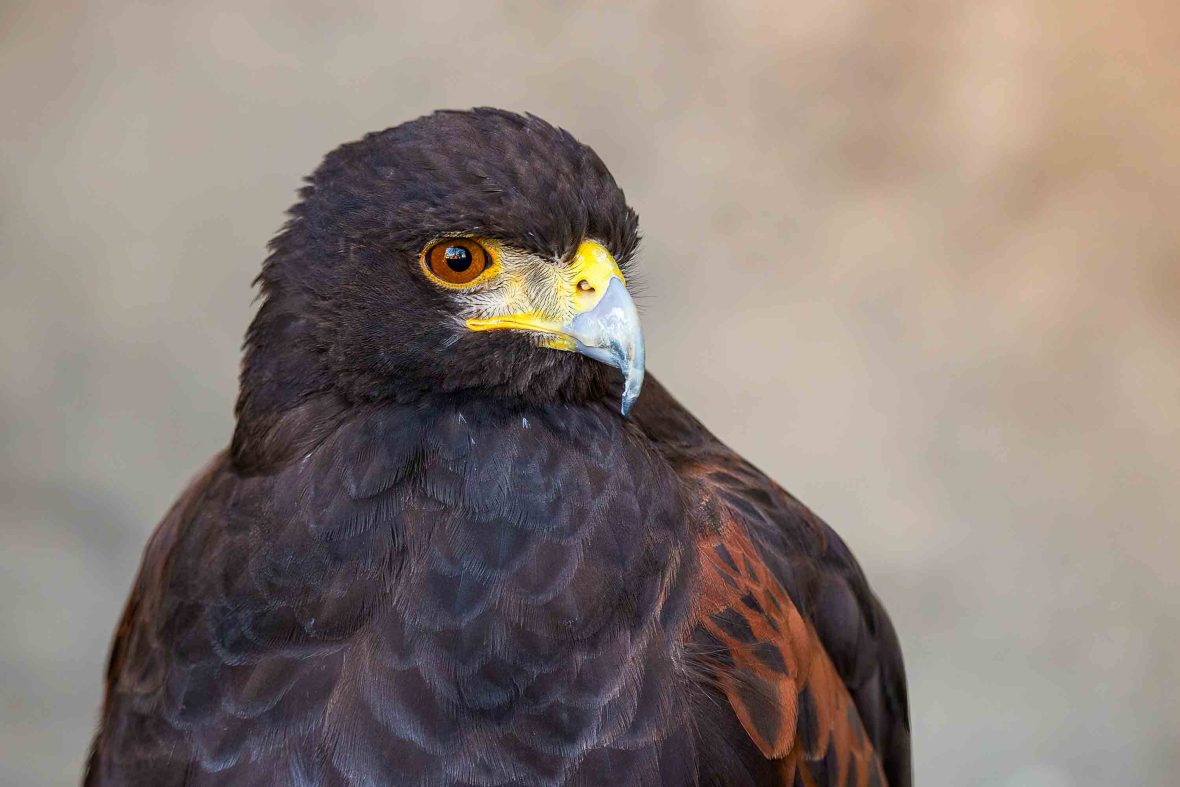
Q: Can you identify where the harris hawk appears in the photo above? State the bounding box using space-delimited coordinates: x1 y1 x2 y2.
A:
85 108 910 787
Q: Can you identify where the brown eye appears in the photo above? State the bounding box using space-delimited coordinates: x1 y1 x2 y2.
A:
424 239 491 285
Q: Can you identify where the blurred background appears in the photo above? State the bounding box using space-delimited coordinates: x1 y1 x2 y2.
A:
2 1 1178 784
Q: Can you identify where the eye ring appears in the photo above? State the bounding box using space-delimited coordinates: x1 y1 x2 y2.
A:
421 238 495 287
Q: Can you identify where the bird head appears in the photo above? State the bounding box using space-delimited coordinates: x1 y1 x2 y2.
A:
236 109 645 454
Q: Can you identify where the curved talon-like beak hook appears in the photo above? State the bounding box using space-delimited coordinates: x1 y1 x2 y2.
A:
465 240 645 416
566 276 645 415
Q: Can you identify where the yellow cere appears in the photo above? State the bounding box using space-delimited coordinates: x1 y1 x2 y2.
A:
464 240 624 349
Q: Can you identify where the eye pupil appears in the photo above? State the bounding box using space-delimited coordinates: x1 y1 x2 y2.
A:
444 246 472 272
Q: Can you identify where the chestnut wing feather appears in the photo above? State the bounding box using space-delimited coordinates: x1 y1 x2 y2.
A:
631 377 911 787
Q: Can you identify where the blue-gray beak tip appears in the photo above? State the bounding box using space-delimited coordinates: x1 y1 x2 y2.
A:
568 277 645 418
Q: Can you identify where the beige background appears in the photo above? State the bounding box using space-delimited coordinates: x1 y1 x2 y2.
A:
2 1 1178 784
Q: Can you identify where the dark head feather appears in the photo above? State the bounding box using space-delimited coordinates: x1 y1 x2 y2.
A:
232 109 640 472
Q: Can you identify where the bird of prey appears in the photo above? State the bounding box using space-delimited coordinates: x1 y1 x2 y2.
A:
85 108 910 787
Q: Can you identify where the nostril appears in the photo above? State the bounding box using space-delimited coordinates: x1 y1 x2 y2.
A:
577 279 594 293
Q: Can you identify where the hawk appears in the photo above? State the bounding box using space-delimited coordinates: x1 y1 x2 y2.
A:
86 108 910 786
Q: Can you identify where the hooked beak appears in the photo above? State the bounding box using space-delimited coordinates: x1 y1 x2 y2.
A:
465 240 646 415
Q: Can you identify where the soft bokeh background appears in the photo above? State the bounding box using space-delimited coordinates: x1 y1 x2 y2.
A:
2 1 1178 784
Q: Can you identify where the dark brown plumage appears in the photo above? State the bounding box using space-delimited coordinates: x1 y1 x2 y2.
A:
85 109 909 786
